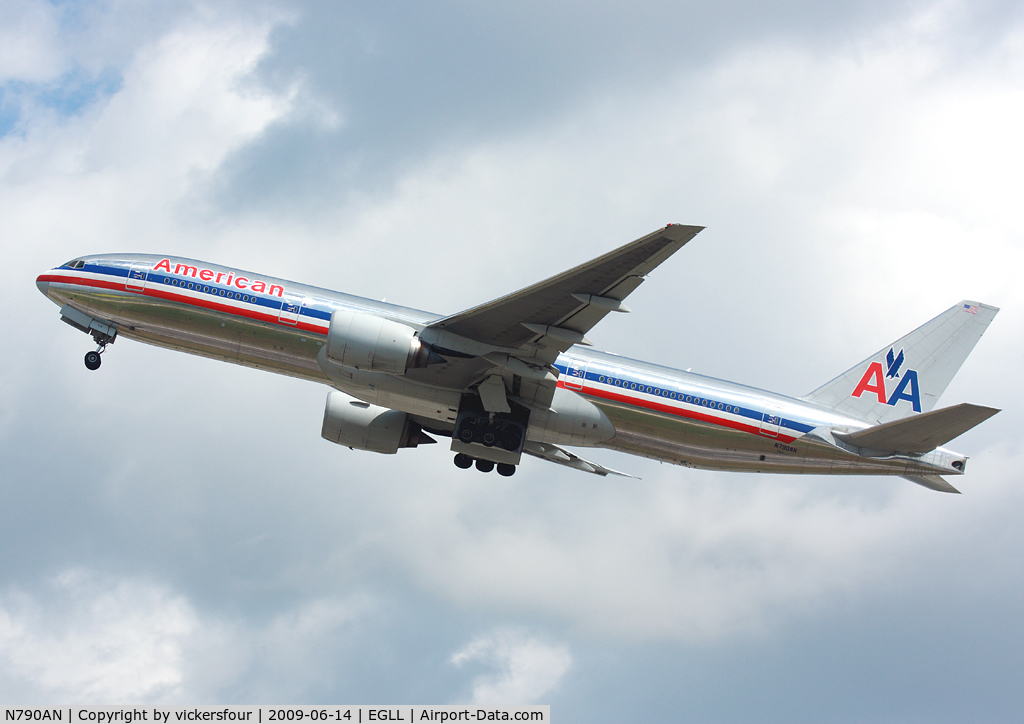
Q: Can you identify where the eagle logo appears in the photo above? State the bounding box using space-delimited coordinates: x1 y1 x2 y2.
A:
885 348 904 379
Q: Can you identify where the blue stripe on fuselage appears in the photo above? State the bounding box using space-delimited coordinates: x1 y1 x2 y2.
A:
79 260 332 324
553 361 815 436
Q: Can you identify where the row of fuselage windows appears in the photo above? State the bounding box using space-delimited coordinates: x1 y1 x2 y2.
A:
595 374 740 414
161 276 261 304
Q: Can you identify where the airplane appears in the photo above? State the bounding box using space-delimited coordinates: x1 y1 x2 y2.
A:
36 224 1000 493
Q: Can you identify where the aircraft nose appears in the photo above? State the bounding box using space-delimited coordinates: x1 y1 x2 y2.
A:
36 275 50 298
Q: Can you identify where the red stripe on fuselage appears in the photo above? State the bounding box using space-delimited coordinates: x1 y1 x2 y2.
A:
38 273 329 336
557 379 798 444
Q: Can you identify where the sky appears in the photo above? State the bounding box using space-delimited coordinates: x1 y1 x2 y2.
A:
2 0 1023 718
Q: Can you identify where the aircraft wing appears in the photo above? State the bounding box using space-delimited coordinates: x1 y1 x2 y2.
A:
407 224 701 411
523 441 639 478
901 475 961 494
424 224 703 364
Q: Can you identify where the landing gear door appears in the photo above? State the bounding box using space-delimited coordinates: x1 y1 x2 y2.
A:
126 263 148 293
563 360 588 391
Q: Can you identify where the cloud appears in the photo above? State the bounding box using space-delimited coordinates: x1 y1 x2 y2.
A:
4 0 1024 718
0 570 378 703
0 0 65 84
451 630 571 705
0 6 294 234
0 570 195 702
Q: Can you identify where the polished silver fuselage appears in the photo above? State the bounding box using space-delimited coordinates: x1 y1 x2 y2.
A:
37 254 965 479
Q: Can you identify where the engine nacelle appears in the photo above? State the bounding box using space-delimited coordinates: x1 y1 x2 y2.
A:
326 309 437 375
321 391 434 454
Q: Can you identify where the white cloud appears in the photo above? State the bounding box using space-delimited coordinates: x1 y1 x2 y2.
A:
0 570 377 703
0 11 296 258
0 570 195 702
451 630 571 705
0 0 65 83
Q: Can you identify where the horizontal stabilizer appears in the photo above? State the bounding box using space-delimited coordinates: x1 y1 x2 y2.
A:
902 475 961 494
834 403 999 454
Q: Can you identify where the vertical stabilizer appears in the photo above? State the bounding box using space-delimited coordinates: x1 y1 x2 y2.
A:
802 301 998 424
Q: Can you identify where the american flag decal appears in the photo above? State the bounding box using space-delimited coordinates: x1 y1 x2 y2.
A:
964 304 978 315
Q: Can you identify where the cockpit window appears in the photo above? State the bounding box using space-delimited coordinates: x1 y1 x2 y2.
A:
63 259 86 269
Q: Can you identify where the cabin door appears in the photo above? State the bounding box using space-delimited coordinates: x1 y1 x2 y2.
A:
563 360 588 391
126 263 149 293
759 406 782 437
278 294 303 325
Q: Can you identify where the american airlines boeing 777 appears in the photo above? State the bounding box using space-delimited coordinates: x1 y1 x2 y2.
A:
36 225 999 492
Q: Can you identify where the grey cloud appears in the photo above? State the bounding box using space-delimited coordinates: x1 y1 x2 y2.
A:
210 0 942 213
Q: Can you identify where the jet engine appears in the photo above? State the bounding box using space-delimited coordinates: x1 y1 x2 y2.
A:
325 309 442 375
321 390 435 454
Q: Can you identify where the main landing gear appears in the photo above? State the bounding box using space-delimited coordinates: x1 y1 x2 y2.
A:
453 453 516 477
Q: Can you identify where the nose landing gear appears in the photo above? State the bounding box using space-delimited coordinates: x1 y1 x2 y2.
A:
58 305 117 372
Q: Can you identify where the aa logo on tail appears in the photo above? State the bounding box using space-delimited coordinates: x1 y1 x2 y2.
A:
851 348 922 412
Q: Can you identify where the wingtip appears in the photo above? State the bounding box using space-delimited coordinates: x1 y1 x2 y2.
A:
902 475 962 494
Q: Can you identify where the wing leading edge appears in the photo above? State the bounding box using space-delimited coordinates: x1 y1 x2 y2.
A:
424 224 703 362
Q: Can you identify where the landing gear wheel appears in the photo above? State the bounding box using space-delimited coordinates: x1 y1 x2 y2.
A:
454 453 473 469
475 459 494 473
84 351 102 370
496 463 516 477
500 430 522 451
